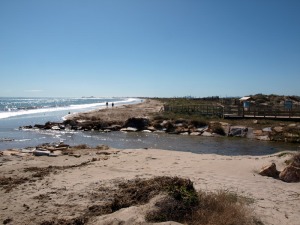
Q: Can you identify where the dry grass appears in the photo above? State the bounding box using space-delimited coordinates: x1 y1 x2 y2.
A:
39 176 261 225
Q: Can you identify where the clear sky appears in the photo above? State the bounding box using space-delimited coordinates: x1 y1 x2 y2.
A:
0 0 299 98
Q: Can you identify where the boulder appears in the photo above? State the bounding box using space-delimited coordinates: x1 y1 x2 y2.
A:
124 117 150 130
279 165 300 182
273 126 284 133
228 126 248 137
259 163 280 178
262 127 272 132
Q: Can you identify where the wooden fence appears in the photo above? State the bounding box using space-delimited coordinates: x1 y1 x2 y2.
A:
163 104 300 119
163 104 224 117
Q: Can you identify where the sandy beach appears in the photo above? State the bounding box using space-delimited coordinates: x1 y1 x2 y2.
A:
65 99 164 123
0 147 299 225
1 99 300 225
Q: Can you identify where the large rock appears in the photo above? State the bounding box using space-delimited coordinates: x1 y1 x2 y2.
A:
259 163 280 178
123 117 150 130
279 165 300 182
273 126 284 133
228 126 248 137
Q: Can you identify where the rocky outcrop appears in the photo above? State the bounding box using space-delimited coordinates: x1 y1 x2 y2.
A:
259 163 280 178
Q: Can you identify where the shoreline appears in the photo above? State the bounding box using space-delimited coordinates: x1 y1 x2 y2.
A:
0 147 299 225
19 98 300 145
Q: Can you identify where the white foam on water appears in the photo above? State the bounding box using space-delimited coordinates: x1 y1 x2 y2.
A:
0 98 141 120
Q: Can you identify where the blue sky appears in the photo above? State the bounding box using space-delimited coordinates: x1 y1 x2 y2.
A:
0 0 299 97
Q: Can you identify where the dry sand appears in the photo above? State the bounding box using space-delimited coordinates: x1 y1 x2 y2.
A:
0 148 299 225
65 99 163 123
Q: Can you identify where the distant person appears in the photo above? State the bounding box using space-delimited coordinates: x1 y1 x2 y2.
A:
106 102 108 107
112 102 114 107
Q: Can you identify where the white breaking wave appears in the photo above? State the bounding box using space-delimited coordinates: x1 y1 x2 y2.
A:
0 98 141 119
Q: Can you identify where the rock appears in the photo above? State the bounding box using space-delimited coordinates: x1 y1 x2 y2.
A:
196 126 208 132
180 132 189 135
202 131 214 137
121 127 138 132
142 130 152 133
104 125 122 131
146 126 157 132
253 120 258 124
259 163 280 178
124 117 149 130
279 165 300 182
256 135 270 141
34 124 45 129
253 129 263 135
262 127 272 132
103 129 111 133
273 126 284 133
51 125 60 130
33 150 51 156
190 132 201 136
228 126 248 137
288 124 297 127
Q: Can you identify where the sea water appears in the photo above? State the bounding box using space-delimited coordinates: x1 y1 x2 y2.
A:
0 97 299 155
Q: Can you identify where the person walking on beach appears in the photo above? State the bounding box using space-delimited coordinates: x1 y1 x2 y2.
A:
106 102 108 107
112 102 114 107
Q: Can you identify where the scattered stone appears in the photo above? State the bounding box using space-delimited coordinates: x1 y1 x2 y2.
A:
253 129 263 135
196 126 208 132
288 124 297 127
273 126 284 133
262 127 272 132
180 132 189 135
201 131 214 137
256 135 270 141
279 165 300 182
190 132 201 136
121 127 138 132
259 163 280 178
142 130 152 133
146 126 157 132
33 150 50 157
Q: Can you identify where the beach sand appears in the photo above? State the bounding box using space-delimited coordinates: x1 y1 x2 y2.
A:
0 148 299 225
65 99 163 123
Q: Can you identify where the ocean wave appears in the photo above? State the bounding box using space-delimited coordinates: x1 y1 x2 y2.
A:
0 98 141 119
